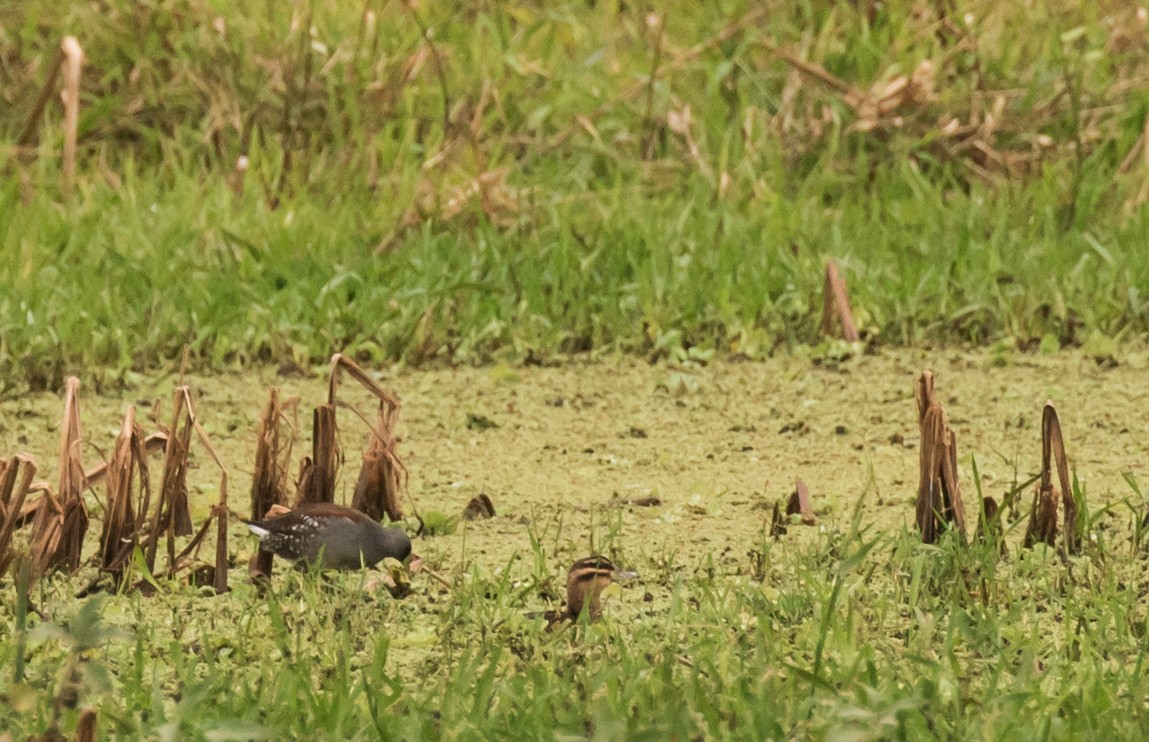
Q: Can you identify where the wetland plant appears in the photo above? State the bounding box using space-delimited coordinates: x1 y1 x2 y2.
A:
248 387 295 579
1023 402 1080 554
0 454 37 578
29 377 86 578
914 371 968 544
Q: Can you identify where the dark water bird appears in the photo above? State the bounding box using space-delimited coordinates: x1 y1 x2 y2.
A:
541 555 637 626
243 503 411 570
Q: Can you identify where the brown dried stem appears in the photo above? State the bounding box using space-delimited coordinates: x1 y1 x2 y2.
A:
328 352 399 406
351 397 407 522
143 414 229 593
941 428 968 536
249 388 295 579
976 496 1005 554
0 455 37 577
146 387 195 573
16 47 64 148
769 500 785 539
75 709 97 742
1023 485 1059 548
18 432 167 532
328 353 412 521
98 407 150 587
29 377 88 577
56 377 87 567
296 404 339 506
786 479 816 525
1024 402 1078 552
78 432 168 491
914 370 936 422
821 260 860 342
916 406 946 544
914 372 967 544
191 416 230 594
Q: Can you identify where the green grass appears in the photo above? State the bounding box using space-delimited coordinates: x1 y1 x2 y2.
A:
3 1 1149 388
6 505 1149 740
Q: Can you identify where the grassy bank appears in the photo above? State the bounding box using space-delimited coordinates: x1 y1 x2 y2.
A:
3 2 1149 387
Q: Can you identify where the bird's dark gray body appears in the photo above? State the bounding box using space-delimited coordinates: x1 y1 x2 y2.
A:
245 503 411 570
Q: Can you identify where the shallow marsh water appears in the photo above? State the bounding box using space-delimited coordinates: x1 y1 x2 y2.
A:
3 349 1147 563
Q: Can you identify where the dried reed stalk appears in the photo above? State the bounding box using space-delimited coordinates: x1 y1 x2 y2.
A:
18 431 167 532
941 428 967 533
61 37 83 196
296 404 338 505
291 353 413 523
1024 402 1077 552
28 378 88 577
351 397 406 522
82 431 167 490
146 387 195 573
16 47 64 148
26 503 65 582
0 455 37 577
786 479 816 525
141 397 230 593
332 354 409 521
98 407 150 587
769 500 786 538
190 415 230 595
249 388 294 579
55 377 87 567
1024 485 1059 548
914 371 936 422
213 475 229 594
916 407 946 544
914 371 967 544
821 260 860 342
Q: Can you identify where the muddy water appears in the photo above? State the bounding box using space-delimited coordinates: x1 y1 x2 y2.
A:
3 349 1148 579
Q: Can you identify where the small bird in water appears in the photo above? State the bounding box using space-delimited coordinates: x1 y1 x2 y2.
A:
542 555 637 626
243 503 411 570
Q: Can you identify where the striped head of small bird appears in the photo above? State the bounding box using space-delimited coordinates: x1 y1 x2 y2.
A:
558 555 637 624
